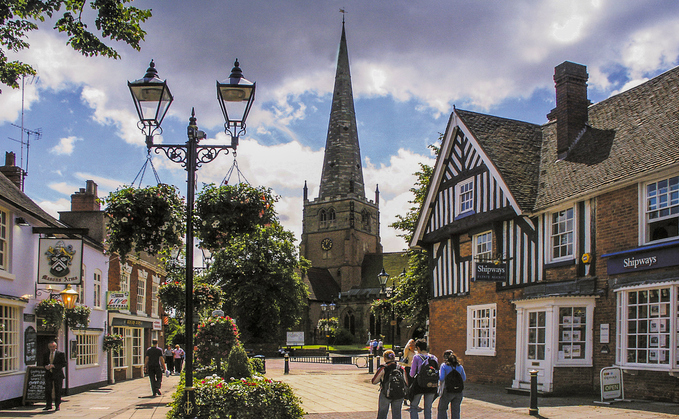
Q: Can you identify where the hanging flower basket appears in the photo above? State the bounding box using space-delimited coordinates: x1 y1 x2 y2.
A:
103 333 124 352
158 281 186 314
35 299 65 330
194 283 223 313
103 184 186 262
159 282 223 315
195 183 277 249
370 298 393 320
65 305 91 329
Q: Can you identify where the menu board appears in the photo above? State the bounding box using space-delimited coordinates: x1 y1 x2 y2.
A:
23 366 46 404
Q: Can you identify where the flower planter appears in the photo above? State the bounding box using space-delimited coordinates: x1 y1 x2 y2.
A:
103 333 124 352
65 305 91 329
35 299 65 330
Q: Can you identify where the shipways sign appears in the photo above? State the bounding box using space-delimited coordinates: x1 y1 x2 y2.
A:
37 238 83 284
606 244 679 275
475 262 508 282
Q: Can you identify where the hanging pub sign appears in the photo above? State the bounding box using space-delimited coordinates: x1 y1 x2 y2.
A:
475 262 508 282
37 238 83 285
106 292 130 311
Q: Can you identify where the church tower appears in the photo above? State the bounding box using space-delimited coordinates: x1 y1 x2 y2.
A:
301 22 382 292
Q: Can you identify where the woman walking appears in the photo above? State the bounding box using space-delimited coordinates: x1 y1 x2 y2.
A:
400 339 416 405
408 339 438 419
372 350 407 419
163 345 174 375
173 344 185 374
437 350 466 419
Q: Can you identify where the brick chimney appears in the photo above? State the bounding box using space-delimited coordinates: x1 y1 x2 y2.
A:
71 180 100 211
547 61 589 157
0 152 25 190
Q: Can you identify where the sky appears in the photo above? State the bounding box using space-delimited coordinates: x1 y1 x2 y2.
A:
2 0 679 255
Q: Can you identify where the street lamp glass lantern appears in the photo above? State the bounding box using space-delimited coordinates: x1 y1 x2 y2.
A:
128 60 173 132
377 268 390 287
216 59 256 129
59 285 79 310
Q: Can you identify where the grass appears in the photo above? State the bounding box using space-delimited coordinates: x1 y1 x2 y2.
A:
284 343 397 352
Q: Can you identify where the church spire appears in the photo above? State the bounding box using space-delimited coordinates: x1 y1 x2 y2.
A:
318 22 365 200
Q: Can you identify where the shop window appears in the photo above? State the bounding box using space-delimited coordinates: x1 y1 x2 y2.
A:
558 307 587 360
644 175 679 243
0 303 19 373
466 303 496 356
112 327 127 368
617 285 677 369
132 328 143 366
76 332 99 366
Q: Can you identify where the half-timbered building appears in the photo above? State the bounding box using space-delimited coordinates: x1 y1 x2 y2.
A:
411 61 679 401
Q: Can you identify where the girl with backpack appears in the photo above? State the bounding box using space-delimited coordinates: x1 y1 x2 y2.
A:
371 350 407 419
437 350 466 419
408 339 439 419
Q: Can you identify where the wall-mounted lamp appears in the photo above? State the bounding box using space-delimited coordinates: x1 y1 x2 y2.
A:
15 217 29 226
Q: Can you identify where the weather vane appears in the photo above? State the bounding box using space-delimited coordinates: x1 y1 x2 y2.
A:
340 7 347 23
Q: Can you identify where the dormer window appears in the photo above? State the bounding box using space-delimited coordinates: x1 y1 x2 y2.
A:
644 175 679 243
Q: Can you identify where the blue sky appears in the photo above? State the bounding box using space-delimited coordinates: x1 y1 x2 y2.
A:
2 0 679 253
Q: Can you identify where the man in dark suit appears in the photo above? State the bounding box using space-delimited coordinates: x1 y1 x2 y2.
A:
43 340 66 411
144 339 166 397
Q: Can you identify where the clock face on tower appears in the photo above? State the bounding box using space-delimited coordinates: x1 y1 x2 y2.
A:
321 238 333 251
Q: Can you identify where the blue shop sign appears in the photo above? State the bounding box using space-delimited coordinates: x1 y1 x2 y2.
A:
604 241 679 275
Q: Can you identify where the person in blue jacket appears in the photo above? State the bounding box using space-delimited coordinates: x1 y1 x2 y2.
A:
437 350 466 419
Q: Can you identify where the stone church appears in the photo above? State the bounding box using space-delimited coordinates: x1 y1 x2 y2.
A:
299 22 408 347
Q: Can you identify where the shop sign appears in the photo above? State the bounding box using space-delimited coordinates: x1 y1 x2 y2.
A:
37 238 83 284
475 262 508 282
111 318 153 328
106 292 130 311
606 245 679 275
153 319 162 330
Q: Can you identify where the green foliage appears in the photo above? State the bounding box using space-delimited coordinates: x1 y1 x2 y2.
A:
34 298 64 330
0 0 152 91
195 183 278 250
103 333 123 352
103 184 186 262
317 316 339 338
168 374 304 419
65 305 91 328
206 223 309 344
249 357 265 374
195 316 240 368
334 328 356 345
225 343 251 380
159 281 223 317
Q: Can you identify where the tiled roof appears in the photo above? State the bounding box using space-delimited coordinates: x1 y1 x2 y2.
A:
0 173 63 227
305 267 341 302
535 65 679 210
455 109 543 212
360 252 408 289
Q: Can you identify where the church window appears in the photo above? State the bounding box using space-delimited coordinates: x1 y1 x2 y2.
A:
319 210 327 228
328 209 336 226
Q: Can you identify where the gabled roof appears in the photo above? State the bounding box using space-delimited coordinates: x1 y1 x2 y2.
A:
456 109 542 211
305 267 341 302
535 65 679 210
0 173 64 227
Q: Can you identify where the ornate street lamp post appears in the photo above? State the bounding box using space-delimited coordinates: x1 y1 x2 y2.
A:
128 59 255 417
59 285 78 395
377 268 399 349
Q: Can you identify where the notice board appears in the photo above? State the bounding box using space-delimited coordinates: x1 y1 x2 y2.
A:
23 366 46 405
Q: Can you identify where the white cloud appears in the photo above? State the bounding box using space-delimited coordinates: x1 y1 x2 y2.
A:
49 136 82 155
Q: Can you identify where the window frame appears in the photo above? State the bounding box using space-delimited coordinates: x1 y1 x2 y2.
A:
466 303 497 356
93 269 102 308
75 331 100 367
0 207 9 271
473 231 493 262
456 178 475 217
548 206 576 263
0 301 21 374
120 263 132 295
112 326 127 368
642 174 679 245
137 270 147 314
616 283 678 372
151 275 160 317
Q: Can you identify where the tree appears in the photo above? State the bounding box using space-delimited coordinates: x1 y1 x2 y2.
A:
205 222 309 344
385 143 439 327
0 0 151 91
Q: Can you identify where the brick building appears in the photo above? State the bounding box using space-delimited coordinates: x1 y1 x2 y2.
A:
411 61 679 400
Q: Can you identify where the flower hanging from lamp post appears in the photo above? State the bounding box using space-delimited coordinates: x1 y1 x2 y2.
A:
128 58 255 418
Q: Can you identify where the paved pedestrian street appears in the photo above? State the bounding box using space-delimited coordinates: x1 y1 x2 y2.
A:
2 358 677 418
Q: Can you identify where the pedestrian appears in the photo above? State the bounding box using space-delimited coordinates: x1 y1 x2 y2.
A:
163 344 174 375
43 340 66 411
437 350 466 419
173 344 185 374
371 349 406 419
400 339 417 406
377 339 384 356
408 339 439 419
144 339 166 397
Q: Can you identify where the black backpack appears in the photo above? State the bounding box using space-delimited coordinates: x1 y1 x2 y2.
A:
445 366 464 393
384 365 408 399
415 355 439 388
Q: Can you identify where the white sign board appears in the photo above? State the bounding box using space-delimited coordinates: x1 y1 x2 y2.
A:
37 238 83 284
286 331 304 346
599 367 623 403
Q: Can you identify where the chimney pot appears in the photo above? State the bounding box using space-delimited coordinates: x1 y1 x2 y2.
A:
552 61 589 157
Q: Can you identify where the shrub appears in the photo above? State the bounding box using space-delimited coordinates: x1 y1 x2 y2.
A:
225 343 251 380
168 375 304 419
334 328 356 345
249 357 265 374
194 316 239 367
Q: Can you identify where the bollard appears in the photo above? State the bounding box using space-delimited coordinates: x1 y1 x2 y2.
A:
529 370 539 416
368 353 374 374
284 353 290 375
